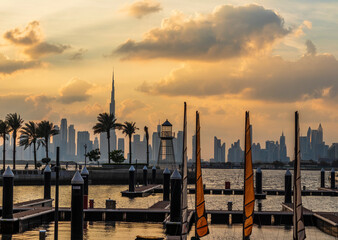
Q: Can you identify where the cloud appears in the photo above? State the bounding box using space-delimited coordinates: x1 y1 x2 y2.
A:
3 21 41 46
69 48 87 61
122 0 162 18
3 21 70 59
58 78 94 104
138 52 338 102
0 94 53 120
115 4 290 61
305 40 316 56
24 42 70 58
118 99 150 118
0 53 41 74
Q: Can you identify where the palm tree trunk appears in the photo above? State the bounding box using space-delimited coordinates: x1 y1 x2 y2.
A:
107 132 111 164
2 135 5 170
13 131 16 170
45 137 49 159
129 135 132 164
33 141 37 169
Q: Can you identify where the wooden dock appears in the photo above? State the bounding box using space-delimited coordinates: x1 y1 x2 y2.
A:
121 184 161 198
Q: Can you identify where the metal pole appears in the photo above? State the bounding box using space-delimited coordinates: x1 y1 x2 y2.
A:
54 147 60 240
143 166 148 186
2 166 14 219
320 168 325 188
129 166 135 192
255 167 262 194
81 167 89 209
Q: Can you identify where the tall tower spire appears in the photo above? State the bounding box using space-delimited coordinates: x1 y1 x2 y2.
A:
110 70 115 117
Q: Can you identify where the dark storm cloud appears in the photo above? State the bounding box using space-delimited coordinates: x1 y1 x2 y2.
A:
115 4 290 60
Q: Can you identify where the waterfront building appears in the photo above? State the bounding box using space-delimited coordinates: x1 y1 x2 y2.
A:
328 143 338 161
227 140 243 163
157 120 176 169
68 124 76 159
77 131 91 162
60 118 67 160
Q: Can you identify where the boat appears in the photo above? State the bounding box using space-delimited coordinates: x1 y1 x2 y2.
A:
293 111 306 240
191 111 209 239
243 111 255 240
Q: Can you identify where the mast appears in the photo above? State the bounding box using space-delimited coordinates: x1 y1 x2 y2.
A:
243 111 254 240
293 111 306 240
181 102 188 239
195 111 209 238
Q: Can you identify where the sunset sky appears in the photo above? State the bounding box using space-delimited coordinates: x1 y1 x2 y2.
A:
0 0 337 160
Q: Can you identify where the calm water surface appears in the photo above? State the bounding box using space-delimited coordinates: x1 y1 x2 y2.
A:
1 169 337 239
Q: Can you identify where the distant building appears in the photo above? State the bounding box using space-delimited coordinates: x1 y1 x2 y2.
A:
328 143 338 161
151 124 161 164
118 138 125 157
228 140 243 163
192 134 196 162
77 131 91 162
60 118 67 160
68 124 76 159
93 137 99 150
213 136 225 163
300 124 328 161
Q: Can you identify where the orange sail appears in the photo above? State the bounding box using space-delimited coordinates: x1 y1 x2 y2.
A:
243 111 254 239
293 111 306 240
195 111 209 238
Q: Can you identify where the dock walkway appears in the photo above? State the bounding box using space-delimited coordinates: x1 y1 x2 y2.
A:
121 184 161 198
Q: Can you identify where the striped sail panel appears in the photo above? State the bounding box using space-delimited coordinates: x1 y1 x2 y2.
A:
195 111 209 238
243 111 255 238
181 102 188 238
293 111 306 240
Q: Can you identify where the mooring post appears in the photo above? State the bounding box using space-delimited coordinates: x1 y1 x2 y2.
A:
129 166 135 192
143 166 148 186
2 166 14 219
170 169 182 222
81 166 89 209
321 168 325 188
39 230 46 240
71 171 84 240
331 168 336 189
285 169 292 203
44 165 51 199
152 166 156 184
163 168 171 201
256 167 262 194
54 146 60 240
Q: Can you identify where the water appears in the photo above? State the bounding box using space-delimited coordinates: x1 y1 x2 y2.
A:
1 169 337 239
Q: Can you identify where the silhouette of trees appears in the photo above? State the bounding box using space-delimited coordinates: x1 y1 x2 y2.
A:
0 120 10 170
19 121 41 169
110 150 125 163
121 122 139 164
6 113 24 169
37 121 59 159
93 113 121 164
86 148 100 166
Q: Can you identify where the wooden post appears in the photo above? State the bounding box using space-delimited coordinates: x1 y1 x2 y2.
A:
81 167 89 209
2 166 14 219
163 168 170 201
129 166 135 192
71 171 84 240
170 169 181 222
285 169 292 203
321 168 325 188
143 166 148 186
255 167 262 194
44 165 51 199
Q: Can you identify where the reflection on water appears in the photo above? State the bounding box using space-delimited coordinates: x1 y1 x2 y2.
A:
1 169 337 239
4 222 336 240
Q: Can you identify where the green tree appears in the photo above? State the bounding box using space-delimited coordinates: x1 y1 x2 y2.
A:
86 149 101 166
19 121 41 169
6 113 24 169
121 122 139 164
93 113 121 164
110 150 125 163
41 157 51 166
0 120 10 170
37 120 59 159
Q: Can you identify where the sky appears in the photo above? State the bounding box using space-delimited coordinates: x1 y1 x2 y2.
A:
0 0 337 160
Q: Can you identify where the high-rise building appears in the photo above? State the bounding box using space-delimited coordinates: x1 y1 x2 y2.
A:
151 124 161 164
228 140 243 163
100 72 117 161
214 136 226 162
279 132 288 162
60 118 67 160
192 134 196 162
175 131 183 164
68 124 76 159
93 137 99 150
77 131 91 162
118 138 125 156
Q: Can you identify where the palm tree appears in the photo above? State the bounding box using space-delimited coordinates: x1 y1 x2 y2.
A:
0 120 10 170
6 113 24 169
93 113 121 164
37 120 59 159
20 121 41 169
121 122 139 164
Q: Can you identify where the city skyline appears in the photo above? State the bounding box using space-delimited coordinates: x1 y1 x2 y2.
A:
0 0 338 161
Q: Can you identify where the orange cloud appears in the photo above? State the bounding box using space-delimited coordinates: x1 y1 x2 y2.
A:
59 78 94 104
0 53 41 75
122 0 162 19
115 4 290 61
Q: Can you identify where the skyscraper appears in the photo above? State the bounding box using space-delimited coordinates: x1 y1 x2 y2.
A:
77 131 91 162
100 72 117 161
279 132 288 162
214 136 226 162
60 118 67 160
68 124 76 159
151 124 161 164
118 138 125 157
